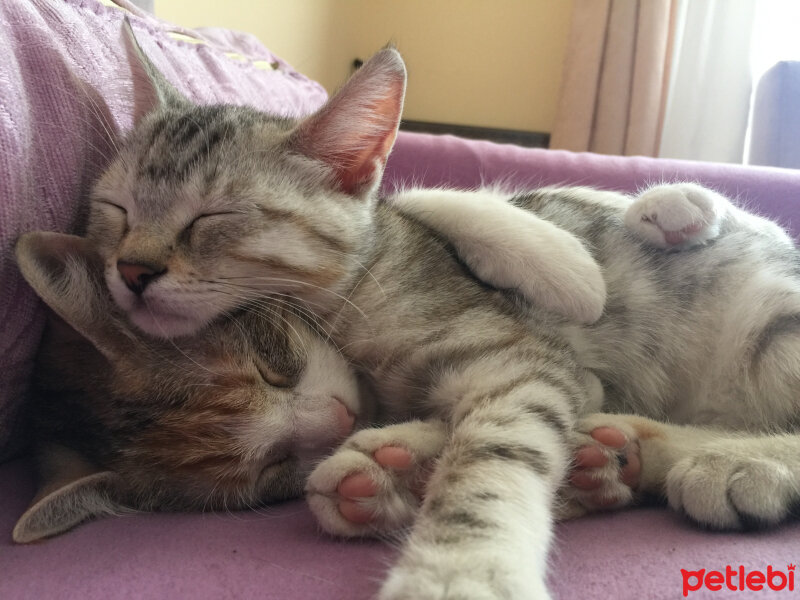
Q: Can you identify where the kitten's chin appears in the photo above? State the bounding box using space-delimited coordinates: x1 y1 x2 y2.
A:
128 308 207 339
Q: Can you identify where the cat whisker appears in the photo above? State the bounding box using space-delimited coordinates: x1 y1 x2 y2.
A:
207 287 349 360
237 289 342 339
208 275 372 326
201 478 224 515
216 295 314 360
210 291 314 359
312 245 387 299
200 280 342 340
324 260 380 346
73 77 123 159
215 286 335 340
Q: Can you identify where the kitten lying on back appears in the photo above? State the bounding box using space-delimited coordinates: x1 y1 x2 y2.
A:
74 24 800 600
12 232 360 543
368 181 800 529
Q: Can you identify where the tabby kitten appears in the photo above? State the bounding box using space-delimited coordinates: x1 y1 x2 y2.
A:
12 232 360 543
387 181 800 530
40 24 800 600
75 28 607 600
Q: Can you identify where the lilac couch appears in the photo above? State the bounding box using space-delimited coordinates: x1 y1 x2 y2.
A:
5 134 800 600
3 2 800 599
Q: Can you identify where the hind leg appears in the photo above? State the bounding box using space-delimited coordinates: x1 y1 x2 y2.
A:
558 413 674 518
666 435 800 529
561 413 800 530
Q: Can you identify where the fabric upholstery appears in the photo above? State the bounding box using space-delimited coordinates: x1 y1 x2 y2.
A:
3 454 800 599
386 132 800 237
0 0 327 460
4 130 800 599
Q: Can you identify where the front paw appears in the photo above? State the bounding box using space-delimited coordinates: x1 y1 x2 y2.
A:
306 421 445 537
379 559 550 600
667 446 799 530
625 183 722 249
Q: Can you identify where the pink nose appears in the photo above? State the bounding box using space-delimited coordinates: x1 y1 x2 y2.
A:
117 261 165 295
333 397 356 436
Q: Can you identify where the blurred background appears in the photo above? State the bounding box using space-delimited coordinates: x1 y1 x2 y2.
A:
157 0 570 148
155 0 800 168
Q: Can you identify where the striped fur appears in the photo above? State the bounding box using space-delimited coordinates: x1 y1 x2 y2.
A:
304 204 584 599
401 182 800 531
31 38 800 598
13 233 360 543
77 45 590 598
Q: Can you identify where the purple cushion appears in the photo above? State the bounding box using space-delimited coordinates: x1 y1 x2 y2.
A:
0 0 327 460
5 131 800 597
385 132 800 238
4 458 800 599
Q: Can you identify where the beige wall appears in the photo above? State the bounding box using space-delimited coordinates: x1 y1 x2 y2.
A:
157 0 573 133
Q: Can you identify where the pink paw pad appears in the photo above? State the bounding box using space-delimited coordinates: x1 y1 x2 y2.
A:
662 223 704 246
374 445 413 470
338 472 377 498
641 213 707 246
570 426 641 499
336 445 416 524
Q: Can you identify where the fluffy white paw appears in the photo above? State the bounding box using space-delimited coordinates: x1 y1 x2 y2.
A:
666 446 799 530
625 183 722 249
559 414 641 517
305 421 446 537
379 556 550 600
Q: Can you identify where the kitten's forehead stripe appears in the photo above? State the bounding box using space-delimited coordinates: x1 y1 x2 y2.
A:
138 106 259 183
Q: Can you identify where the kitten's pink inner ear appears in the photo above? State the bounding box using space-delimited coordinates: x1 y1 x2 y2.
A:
334 85 404 195
292 49 406 196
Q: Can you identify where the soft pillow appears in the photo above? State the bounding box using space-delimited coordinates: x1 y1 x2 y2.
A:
0 0 327 460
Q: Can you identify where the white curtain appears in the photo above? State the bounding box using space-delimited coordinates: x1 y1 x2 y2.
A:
550 0 677 157
658 0 757 163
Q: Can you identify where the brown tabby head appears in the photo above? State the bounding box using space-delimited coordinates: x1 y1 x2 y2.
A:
13 232 360 542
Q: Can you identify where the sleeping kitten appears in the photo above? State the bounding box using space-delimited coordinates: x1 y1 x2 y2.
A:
39 26 613 600
12 232 360 543
25 24 800 600
368 181 800 530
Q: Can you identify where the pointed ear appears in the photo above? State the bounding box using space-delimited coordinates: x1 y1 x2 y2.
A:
16 232 134 359
289 48 406 196
13 445 125 543
122 18 188 125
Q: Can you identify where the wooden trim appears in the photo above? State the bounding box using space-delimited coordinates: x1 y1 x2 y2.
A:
400 120 550 148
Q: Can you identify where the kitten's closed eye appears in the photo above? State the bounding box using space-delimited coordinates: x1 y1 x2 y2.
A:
91 199 129 237
256 363 294 388
184 212 241 244
92 198 128 218
187 212 239 229
93 199 127 214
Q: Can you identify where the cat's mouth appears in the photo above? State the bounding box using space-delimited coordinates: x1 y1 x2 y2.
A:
106 266 215 338
126 301 206 339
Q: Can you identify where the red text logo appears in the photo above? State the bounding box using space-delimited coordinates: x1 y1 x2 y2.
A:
681 564 795 596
